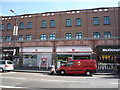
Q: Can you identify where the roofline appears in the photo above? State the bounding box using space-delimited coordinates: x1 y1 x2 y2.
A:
2 6 119 17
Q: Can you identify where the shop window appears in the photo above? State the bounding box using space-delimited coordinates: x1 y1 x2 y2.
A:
24 55 37 59
74 55 90 60
98 55 113 63
57 55 72 61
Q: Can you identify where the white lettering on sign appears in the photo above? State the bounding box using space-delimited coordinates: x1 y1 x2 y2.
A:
13 26 18 36
3 49 14 51
102 48 120 52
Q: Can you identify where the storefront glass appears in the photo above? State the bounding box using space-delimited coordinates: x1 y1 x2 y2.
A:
23 54 37 67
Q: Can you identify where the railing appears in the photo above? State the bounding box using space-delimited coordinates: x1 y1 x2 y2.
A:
97 63 117 70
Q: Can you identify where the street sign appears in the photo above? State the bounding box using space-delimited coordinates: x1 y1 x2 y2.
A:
13 26 18 36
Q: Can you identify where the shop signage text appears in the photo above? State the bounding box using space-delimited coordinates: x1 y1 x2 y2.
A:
102 48 120 52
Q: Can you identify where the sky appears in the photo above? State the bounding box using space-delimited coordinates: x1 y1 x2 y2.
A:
1 0 120 16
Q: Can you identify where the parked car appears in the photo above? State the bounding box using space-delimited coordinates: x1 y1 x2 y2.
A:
0 60 14 72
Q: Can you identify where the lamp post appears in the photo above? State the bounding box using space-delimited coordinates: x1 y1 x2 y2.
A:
10 9 18 61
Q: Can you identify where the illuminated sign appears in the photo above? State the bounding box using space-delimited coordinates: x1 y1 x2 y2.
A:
102 48 120 52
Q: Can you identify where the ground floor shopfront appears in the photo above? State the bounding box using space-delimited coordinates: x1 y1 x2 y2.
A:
1 45 119 70
19 46 93 69
96 45 120 70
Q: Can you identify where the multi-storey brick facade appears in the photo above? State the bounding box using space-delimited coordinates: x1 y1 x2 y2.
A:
0 7 119 69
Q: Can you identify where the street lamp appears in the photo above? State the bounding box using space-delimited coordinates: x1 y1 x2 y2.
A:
10 9 18 60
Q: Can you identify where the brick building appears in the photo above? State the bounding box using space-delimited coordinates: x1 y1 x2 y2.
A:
0 7 120 70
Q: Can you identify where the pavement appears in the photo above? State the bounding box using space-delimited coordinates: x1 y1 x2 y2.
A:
13 67 119 75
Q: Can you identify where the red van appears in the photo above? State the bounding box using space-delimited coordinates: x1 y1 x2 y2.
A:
56 60 97 76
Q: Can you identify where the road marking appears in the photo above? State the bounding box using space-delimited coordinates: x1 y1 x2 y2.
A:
2 77 26 80
48 76 97 79
1 72 17 74
110 82 120 85
33 74 97 79
0 85 26 88
40 79 88 83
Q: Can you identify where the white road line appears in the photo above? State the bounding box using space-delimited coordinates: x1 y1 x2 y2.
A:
1 72 17 75
0 85 26 88
2 77 26 80
40 79 88 83
110 82 120 85
48 76 96 79
33 74 96 79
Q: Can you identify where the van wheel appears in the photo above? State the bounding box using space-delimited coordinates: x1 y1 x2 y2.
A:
85 70 92 76
60 70 65 75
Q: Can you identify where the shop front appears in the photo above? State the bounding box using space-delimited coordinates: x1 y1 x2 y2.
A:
1 47 20 67
56 46 93 62
19 46 93 69
96 46 120 70
19 47 52 69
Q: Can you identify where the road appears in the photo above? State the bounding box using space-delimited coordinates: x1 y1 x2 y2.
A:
0 72 119 90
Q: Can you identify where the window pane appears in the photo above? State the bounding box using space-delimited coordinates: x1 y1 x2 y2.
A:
0 24 4 30
40 34 46 40
104 31 111 38
27 22 32 29
0 36 3 40
49 34 55 40
6 23 11 30
93 17 99 25
41 20 46 28
26 35 32 40
5 36 11 41
93 32 100 38
75 18 81 26
75 32 82 39
66 19 71 27
18 35 23 41
65 33 72 39
104 16 110 25
19 22 24 29
50 20 55 28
